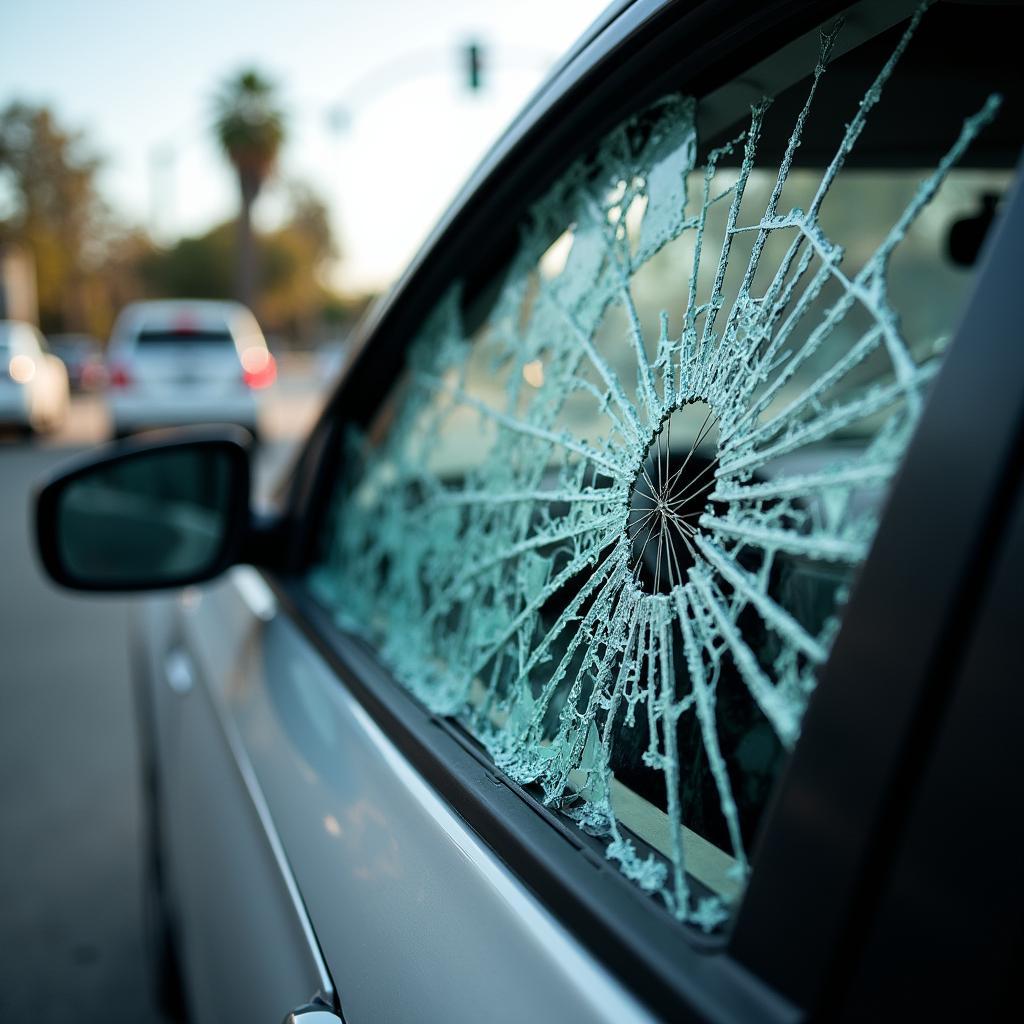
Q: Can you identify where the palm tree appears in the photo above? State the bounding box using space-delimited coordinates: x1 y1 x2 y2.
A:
213 69 285 310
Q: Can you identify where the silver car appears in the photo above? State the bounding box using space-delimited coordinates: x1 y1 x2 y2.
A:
106 299 275 440
33 1 1024 1021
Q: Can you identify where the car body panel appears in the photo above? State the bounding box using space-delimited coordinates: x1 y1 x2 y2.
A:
140 566 657 1024
135 587 333 1024
110 392 259 432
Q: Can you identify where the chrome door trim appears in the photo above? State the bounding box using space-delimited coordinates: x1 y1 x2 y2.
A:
283 1007 342 1024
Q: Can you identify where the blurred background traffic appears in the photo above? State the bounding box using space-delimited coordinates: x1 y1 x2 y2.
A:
1 0 607 452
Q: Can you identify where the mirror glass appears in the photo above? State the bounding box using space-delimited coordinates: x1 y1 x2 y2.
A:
54 446 236 587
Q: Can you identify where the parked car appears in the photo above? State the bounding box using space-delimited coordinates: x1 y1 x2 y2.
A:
32 1 1023 1022
106 299 275 440
0 319 69 436
48 332 108 392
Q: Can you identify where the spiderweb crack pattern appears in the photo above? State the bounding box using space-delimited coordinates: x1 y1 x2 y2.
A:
312 5 1000 928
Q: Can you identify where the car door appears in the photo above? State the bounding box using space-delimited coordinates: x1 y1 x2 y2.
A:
137 585 337 1024
149 1 1024 1021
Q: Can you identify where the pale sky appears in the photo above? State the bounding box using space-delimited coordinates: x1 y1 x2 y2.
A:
0 0 609 293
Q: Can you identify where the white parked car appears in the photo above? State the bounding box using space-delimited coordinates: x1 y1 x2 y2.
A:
106 299 275 440
0 320 69 437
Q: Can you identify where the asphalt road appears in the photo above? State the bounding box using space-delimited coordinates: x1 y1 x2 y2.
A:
0 380 323 1022
0 440 153 1023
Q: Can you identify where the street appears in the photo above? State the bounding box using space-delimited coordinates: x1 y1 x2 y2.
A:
0 372 326 1022
0 441 148 1023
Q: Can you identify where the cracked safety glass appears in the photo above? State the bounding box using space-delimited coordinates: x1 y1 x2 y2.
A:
310 4 1010 930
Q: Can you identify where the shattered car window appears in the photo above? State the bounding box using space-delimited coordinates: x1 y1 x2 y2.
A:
310 7 1006 930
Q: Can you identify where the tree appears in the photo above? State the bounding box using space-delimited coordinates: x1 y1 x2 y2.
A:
140 180 348 343
259 181 339 343
213 69 286 312
140 221 234 299
0 102 105 331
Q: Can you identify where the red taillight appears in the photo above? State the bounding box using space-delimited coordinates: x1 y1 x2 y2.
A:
109 362 133 387
81 361 107 389
242 350 276 390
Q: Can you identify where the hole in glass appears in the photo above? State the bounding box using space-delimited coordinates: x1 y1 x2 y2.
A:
627 400 721 594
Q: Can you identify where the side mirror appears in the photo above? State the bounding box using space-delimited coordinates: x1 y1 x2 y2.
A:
35 429 258 591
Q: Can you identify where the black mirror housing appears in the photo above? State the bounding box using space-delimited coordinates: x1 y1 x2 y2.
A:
35 427 257 592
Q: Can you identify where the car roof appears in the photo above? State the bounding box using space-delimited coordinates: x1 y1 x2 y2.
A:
111 300 265 345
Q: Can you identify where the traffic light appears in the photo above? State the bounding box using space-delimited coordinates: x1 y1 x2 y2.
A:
466 42 483 92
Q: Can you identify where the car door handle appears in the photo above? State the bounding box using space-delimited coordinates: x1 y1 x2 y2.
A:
163 647 195 695
282 1002 342 1023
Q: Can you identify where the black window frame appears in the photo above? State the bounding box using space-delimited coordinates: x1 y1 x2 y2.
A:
260 0 1024 1018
